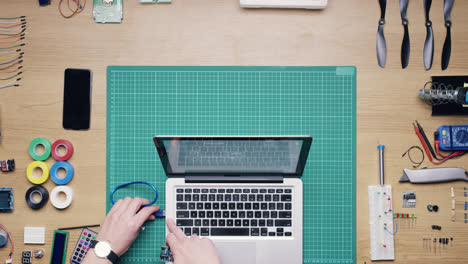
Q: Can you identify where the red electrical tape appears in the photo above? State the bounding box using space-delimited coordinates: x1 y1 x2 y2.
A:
51 139 74 161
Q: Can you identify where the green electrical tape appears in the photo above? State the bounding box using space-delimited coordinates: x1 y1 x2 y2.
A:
29 138 52 161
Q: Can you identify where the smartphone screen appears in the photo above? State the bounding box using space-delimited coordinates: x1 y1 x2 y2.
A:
63 69 91 130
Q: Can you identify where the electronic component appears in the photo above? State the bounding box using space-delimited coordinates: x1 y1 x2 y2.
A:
34 249 44 258
0 159 15 172
402 191 416 208
24 227 45 244
38 0 50 5
0 188 13 212
437 125 468 151
160 245 173 262
22 251 32 264
0 229 7 248
427 205 439 212
50 230 68 264
93 0 123 23
432 225 442 230
70 228 98 264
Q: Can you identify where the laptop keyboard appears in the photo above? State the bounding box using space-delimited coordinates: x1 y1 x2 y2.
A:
175 187 293 237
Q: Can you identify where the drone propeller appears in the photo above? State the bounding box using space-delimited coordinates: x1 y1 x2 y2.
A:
441 0 454 70
376 0 387 68
400 0 410 69
423 0 434 70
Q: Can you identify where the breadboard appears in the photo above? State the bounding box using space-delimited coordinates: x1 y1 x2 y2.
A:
368 185 395 260
106 66 356 264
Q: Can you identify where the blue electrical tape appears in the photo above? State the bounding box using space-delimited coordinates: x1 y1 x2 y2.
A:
50 161 74 185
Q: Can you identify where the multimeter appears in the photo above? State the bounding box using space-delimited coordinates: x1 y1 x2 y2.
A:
437 125 468 151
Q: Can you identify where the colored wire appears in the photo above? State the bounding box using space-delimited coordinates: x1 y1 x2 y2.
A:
0 66 22 74
0 49 21 56
0 37 24 44
401 146 424 168
0 28 26 36
0 71 21 80
0 61 22 71
0 23 26 29
414 121 442 160
0 43 24 50
110 181 159 206
0 19 25 24
0 223 13 261
0 55 23 65
0 78 20 89
384 217 398 236
0 26 25 31
68 0 86 13
0 34 25 40
0 16 26 20
59 0 86 18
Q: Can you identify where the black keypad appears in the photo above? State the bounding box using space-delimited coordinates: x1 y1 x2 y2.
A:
175 187 294 237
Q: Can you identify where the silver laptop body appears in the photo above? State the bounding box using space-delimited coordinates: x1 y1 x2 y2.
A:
154 135 312 264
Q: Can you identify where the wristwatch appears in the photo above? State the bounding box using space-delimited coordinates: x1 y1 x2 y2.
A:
89 240 120 263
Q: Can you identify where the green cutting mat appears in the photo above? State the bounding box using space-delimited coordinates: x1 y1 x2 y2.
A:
106 66 356 264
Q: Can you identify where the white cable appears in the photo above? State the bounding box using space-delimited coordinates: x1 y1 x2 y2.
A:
0 79 19 89
0 27 24 31
0 20 23 24
0 50 20 56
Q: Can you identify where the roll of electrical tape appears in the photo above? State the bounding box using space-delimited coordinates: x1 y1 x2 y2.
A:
50 161 74 185
29 138 52 161
25 185 49 210
50 186 73 209
51 139 74 161
26 161 50 185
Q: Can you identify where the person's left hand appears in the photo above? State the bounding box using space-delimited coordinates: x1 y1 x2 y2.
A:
96 197 160 256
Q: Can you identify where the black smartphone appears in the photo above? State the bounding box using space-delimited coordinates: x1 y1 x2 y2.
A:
63 68 92 130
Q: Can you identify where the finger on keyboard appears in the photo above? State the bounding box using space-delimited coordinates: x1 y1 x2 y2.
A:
167 218 186 240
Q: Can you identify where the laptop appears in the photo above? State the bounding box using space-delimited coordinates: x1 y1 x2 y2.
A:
240 0 327 9
154 135 312 264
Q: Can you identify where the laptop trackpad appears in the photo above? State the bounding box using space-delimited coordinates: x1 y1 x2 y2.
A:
215 242 256 264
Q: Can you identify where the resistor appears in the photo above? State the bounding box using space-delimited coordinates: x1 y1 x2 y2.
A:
465 201 468 211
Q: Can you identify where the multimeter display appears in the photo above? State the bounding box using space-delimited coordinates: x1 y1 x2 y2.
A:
437 125 468 151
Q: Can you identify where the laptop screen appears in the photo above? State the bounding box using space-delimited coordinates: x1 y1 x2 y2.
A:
153 136 312 177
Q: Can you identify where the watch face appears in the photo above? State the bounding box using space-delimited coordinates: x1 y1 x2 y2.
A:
95 241 112 258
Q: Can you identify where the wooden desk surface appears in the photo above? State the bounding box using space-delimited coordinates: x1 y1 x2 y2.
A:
1 0 468 263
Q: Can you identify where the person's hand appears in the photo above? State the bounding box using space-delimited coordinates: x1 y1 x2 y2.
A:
166 219 221 264
97 197 160 256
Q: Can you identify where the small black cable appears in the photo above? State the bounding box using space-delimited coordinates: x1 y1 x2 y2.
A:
402 146 424 168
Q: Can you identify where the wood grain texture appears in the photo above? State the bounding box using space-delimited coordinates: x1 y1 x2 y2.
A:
1 0 468 263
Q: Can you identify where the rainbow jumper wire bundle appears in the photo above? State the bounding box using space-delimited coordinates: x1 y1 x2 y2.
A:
0 16 25 90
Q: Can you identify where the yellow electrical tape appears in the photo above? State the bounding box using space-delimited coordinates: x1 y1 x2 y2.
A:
26 161 50 185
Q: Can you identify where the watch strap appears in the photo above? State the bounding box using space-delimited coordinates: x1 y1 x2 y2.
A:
107 250 120 264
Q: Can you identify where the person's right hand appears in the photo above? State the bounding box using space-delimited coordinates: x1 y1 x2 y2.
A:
165 219 221 264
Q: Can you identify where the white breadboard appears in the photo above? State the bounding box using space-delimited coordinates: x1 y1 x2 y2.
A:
368 185 395 261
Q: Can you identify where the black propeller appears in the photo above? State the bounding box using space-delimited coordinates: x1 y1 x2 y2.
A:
377 0 387 68
423 0 434 70
442 0 454 70
400 0 410 68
